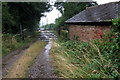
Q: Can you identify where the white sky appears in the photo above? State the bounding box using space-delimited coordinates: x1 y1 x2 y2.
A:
40 6 61 26
40 0 119 26
94 0 119 4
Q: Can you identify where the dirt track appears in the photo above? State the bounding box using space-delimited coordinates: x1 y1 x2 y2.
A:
28 41 57 78
2 31 57 78
28 31 57 78
2 42 33 77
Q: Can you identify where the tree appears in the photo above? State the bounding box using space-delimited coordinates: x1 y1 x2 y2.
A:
2 3 15 33
41 23 56 30
54 2 98 36
2 2 51 34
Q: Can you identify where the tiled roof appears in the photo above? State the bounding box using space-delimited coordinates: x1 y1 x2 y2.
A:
65 1 120 23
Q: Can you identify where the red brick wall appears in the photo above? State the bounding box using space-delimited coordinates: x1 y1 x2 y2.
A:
68 25 111 41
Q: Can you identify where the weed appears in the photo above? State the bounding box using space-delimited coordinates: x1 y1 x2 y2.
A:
51 39 120 78
2 32 40 56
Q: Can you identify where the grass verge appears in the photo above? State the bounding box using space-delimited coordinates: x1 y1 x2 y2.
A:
5 41 47 78
50 40 120 78
2 32 40 57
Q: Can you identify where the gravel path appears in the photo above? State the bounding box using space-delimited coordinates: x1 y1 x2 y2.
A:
28 41 57 78
2 31 57 78
28 31 57 78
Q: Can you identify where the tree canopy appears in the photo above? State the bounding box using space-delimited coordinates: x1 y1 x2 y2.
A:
2 2 51 34
54 2 98 28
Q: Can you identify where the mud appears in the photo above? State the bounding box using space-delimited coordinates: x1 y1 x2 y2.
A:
2 31 57 78
28 31 57 78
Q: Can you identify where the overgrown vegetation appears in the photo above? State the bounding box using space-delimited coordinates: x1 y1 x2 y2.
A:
2 2 51 56
51 18 120 78
2 32 40 56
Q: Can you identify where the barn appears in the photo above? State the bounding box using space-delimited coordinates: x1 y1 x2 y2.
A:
65 1 120 41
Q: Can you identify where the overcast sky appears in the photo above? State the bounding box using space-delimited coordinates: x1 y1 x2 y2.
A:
94 0 119 4
40 6 61 26
40 0 119 26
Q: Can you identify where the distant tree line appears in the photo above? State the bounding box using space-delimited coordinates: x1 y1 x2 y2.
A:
41 23 56 30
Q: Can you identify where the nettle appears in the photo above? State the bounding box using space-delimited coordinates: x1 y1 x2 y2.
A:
92 18 120 78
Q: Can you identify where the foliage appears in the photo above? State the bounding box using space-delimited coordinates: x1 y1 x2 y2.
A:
2 2 51 56
112 18 120 45
54 2 98 36
57 30 69 41
2 2 51 34
112 18 120 31
54 2 98 40
41 23 56 30
51 37 120 78
2 3 15 33
51 18 120 78
2 32 39 56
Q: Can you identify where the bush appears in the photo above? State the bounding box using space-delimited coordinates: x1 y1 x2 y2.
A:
58 30 69 41
51 18 120 78
52 34 120 78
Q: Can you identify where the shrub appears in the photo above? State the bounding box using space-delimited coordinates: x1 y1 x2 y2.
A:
52 35 120 78
51 18 120 78
58 30 69 41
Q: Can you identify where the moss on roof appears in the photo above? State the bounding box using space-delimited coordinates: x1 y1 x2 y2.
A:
65 1 120 23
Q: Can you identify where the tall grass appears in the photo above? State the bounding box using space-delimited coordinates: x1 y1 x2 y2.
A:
51 39 120 78
2 32 40 56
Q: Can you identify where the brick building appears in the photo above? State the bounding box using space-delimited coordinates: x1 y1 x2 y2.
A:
65 1 120 41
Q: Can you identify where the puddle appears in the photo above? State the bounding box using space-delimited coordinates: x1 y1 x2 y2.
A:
28 31 57 78
39 31 57 42
41 31 57 62
44 41 52 62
